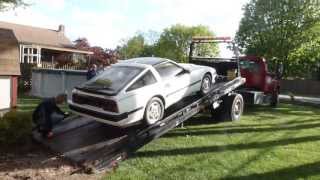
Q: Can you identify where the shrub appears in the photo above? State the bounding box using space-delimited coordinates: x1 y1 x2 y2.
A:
0 110 33 146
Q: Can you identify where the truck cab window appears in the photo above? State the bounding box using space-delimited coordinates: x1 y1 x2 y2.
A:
240 60 260 73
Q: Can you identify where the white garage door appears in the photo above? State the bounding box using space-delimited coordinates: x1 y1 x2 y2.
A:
0 77 11 109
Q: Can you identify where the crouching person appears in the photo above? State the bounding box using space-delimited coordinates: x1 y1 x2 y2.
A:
32 94 69 138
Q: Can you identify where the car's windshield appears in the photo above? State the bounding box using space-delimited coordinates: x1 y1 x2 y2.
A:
83 66 143 93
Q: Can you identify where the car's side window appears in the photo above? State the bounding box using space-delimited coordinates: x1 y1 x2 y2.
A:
155 62 183 80
126 71 157 92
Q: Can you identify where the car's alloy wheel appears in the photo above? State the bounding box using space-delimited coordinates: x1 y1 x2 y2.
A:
200 74 212 95
145 97 164 125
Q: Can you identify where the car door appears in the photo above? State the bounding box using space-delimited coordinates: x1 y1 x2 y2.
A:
154 62 191 107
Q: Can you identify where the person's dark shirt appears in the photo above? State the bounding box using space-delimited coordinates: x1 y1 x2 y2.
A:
32 98 65 130
87 69 97 80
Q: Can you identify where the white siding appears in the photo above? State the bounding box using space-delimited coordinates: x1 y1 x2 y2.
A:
0 76 11 110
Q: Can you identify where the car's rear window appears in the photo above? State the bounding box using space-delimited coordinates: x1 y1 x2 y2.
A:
84 66 143 93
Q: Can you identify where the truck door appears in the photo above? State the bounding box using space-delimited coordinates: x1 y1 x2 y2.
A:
239 59 264 90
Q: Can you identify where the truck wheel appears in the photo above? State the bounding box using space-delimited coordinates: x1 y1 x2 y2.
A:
270 93 279 107
200 74 212 95
220 94 244 121
144 97 164 125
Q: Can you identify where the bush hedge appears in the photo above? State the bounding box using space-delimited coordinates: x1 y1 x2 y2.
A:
0 110 33 146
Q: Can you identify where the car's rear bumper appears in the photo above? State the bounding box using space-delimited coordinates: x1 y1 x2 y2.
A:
68 102 144 127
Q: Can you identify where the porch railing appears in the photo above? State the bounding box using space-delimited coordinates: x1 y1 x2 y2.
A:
36 62 86 70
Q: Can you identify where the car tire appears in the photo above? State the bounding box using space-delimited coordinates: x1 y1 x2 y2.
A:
200 73 212 95
144 97 164 125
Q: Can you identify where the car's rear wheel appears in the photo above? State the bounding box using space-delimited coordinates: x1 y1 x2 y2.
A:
144 97 164 125
200 73 212 95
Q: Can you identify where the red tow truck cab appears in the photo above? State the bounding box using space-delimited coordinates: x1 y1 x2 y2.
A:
188 36 282 107
238 56 281 106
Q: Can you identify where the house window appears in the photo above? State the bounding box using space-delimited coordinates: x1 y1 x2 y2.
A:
20 45 41 64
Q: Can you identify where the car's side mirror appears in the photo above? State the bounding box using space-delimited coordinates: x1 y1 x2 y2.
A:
183 68 191 74
176 68 190 77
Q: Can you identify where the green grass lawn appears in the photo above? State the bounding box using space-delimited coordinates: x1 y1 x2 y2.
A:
106 104 320 180
14 97 320 179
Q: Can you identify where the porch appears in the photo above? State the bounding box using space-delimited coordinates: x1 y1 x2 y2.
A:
19 44 93 70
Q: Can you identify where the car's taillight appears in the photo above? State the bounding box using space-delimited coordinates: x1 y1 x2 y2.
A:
102 99 119 113
73 93 119 113
72 93 84 104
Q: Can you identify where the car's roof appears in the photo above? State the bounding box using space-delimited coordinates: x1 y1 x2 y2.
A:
120 57 168 66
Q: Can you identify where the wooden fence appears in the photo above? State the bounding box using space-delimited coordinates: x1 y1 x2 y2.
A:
281 79 320 96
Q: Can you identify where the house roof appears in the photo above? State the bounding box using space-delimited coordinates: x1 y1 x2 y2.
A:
0 28 20 76
0 21 73 48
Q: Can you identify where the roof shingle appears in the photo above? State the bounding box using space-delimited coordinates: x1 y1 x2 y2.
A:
0 21 72 48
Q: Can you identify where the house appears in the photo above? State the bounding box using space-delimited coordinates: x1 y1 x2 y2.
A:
0 29 20 110
0 21 93 68
0 21 93 110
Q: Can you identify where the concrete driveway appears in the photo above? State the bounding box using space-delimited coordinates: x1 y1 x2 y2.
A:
280 95 320 106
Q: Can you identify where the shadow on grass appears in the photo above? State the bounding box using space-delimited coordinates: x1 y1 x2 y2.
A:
222 161 320 180
165 120 320 138
136 135 320 158
244 104 320 119
175 118 320 133
176 103 320 133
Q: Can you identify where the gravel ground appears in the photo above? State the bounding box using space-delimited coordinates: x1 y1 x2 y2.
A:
0 141 104 180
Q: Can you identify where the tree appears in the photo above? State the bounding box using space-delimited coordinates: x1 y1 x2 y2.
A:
236 0 320 76
117 25 219 62
288 24 320 79
117 34 145 59
73 38 90 50
73 38 118 66
154 24 219 63
0 0 27 11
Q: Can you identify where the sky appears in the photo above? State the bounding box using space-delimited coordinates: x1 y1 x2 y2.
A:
0 0 250 49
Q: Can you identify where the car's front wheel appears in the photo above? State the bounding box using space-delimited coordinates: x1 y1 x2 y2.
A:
200 73 212 95
144 97 164 125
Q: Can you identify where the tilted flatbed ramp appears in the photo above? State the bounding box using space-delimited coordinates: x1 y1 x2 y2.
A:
33 77 245 172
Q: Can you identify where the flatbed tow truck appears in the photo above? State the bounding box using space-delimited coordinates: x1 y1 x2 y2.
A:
32 37 246 173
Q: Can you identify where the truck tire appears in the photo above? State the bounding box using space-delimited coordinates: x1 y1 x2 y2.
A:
219 94 244 121
270 93 279 107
